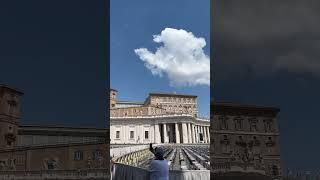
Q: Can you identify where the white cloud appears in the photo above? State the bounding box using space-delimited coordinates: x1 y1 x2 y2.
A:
134 28 210 87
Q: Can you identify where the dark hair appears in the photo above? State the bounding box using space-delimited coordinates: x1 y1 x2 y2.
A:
154 147 165 160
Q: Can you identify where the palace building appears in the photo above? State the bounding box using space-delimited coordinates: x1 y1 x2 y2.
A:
0 84 109 179
211 102 282 179
110 89 210 144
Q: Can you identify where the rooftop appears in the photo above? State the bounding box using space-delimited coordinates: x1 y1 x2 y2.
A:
149 92 197 98
0 84 24 95
117 101 144 105
213 101 280 113
18 124 108 136
110 88 118 92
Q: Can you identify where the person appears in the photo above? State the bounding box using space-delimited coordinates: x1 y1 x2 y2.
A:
149 143 169 180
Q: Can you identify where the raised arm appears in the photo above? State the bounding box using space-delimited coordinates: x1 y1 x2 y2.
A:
149 143 155 154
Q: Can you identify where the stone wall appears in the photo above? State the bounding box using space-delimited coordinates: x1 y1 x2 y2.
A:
0 142 108 171
148 94 198 117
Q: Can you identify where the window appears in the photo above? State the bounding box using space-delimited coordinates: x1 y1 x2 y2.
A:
236 135 246 147
272 165 279 176
251 122 257 131
116 131 120 139
130 131 134 139
220 135 230 154
223 135 228 140
93 150 102 160
145 131 149 139
264 119 273 132
266 137 276 154
252 136 261 149
249 119 258 132
219 116 228 130
234 118 243 130
7 100 17 115
46 159 57 170
74 151 83 161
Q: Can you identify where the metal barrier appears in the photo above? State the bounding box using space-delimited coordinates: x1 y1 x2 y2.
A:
0 169 109 180
112 163 210 180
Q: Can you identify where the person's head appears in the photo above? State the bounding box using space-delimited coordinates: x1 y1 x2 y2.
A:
154 147 165 160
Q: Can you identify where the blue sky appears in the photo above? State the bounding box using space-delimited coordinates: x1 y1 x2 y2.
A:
0 0 107 128
110 0 210 117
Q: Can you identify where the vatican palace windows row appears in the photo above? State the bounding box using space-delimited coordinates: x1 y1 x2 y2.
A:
73 149 103 161
115 130 149 140
218 115 276 132
152 97 196 103
219 135 277 154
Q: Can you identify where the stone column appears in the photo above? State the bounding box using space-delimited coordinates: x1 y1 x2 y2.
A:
191 124 195 143
187 123 192 144
182 123 188 143
195 125 198 143
203 126 208 143
206 126 210 143
175 123 180 144
202 126 205 143
154 124 161 143
163 123 168 143
201 126 205 143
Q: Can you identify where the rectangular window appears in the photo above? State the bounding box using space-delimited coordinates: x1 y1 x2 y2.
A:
74 151 83 161
145 131 149 139
234 120 242 130
264 120 273 132
116 131 120 139
220 116 228 130
222 144 229 153
93 150 102 160
130 131 134 139
250 122 258 132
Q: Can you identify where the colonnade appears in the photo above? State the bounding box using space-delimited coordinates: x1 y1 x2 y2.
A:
155 122 210 144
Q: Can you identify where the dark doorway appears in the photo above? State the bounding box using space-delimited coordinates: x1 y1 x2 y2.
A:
199 133 203 142
159 124 164 143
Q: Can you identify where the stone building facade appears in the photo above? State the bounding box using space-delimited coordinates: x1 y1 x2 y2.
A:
110 89 210 144
211 102 282 179
0 84 109 178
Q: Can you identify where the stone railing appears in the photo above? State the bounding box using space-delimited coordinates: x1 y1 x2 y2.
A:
0 169 109 180
196 117 210 122
111 114 193 119
112 163 210 180
212 162 266 175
